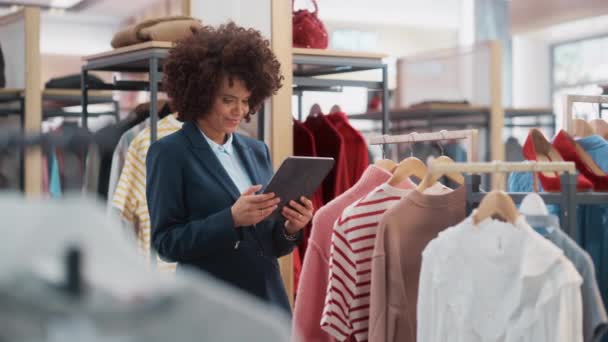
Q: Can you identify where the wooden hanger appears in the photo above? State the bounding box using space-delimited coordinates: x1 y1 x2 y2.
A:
330 104 342 114
309 103 322 117
589 119 608 139
572 118 595 137
416 155 464 192
374 159 397 173
472 190 519 225
387 156 427 186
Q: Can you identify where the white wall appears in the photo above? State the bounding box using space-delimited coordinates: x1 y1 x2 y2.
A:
294 21 459 119
191 0 271 38
512 35 551 108
40 13 118 55
0 18 26 88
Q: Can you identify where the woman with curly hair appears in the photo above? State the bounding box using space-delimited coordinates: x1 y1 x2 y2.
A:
146 22 312 312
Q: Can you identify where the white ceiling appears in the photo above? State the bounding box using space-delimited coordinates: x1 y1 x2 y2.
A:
77 0 150 18
0 0 81 8
521 14 608 44
511 0 608 34
298 0 462 29
0 0 152 22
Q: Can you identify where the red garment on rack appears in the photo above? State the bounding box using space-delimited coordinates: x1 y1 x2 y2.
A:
293 120 324 293
304 114 350 204
328 112 369 186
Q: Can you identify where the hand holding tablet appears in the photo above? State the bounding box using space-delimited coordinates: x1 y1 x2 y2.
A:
262 156 334 221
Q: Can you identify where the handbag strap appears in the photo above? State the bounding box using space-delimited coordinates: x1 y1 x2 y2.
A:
292 0 318 14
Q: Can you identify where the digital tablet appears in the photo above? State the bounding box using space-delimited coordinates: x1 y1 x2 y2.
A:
263 156 334 221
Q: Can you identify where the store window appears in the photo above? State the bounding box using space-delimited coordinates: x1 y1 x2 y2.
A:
552 35 608 121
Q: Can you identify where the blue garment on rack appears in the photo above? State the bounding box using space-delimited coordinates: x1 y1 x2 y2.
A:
530 216 608 342
508 134 608 312
49 150 62 198
445 142 467 162
577 135 608 314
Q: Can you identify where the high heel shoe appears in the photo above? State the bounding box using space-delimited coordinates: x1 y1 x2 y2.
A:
553 130 608 191
522 129 593 192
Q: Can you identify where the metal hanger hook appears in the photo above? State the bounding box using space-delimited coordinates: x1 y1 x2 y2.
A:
381 135 387 159
409 132 418 157
436 130 447 156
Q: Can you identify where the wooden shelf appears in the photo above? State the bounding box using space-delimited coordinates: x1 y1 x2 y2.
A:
293 48 387 60
83 41 173 62
0 88 24 98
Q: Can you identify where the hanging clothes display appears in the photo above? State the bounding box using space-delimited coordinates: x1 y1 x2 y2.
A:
417 215 583 342
292 165 391 342
321 181 416 341
327 111 369 185
509 130 608 311
527 215 608 342
111 113 182 270
368 187 466 342
304 113 350 204
293 119 324 290
84 100 171 200
107 120 148 206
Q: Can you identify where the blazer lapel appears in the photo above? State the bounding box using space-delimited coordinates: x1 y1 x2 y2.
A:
182 121 240 201
233 134 262 186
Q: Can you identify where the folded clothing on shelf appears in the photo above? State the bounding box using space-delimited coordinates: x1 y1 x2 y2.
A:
111 16 203 48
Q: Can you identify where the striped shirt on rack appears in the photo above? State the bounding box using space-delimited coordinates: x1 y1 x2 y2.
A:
112 113 182 272
321 182 413 342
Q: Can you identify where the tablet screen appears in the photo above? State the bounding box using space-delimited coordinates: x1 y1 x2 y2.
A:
263 156 334 221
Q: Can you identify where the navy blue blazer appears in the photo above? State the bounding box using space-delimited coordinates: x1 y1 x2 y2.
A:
146 121 300 313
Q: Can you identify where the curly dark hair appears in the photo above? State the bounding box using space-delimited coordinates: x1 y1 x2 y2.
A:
163 22 283 122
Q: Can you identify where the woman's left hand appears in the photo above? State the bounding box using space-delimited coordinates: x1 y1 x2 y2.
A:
282 196 314 235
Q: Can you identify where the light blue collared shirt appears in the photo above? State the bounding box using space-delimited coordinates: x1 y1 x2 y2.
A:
199 128 253 194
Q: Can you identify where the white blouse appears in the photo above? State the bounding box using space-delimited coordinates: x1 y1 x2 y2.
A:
417 215 583 342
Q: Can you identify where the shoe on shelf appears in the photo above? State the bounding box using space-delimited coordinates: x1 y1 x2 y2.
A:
553 130 608 192
522 128 593 192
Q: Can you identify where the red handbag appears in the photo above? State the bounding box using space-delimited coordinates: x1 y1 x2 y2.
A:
292 0 329 49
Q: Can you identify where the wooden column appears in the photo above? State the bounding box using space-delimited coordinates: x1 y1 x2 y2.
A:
489 40 505 189
270 0 294 305
181 0 191 16
24 7 41 196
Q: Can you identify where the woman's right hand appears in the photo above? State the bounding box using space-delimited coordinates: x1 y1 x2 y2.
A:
231 185 280 227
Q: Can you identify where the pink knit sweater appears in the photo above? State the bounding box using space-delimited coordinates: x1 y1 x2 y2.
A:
292 165 391 342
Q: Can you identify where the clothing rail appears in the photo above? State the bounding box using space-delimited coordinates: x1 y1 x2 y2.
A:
563 94 608 135
369 129 479 162
429 160 576 174
428 161 590 241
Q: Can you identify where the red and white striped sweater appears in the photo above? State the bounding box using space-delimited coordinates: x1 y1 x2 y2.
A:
321 183 413 342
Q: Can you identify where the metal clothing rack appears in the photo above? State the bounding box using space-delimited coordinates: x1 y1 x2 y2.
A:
80 42 170 143
563 94 608 135
352 106 555 161
44 89 118 119
430 161 608 243
368 129 479 162
292 48 389 137
0 89 116 192
504 108 556 138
